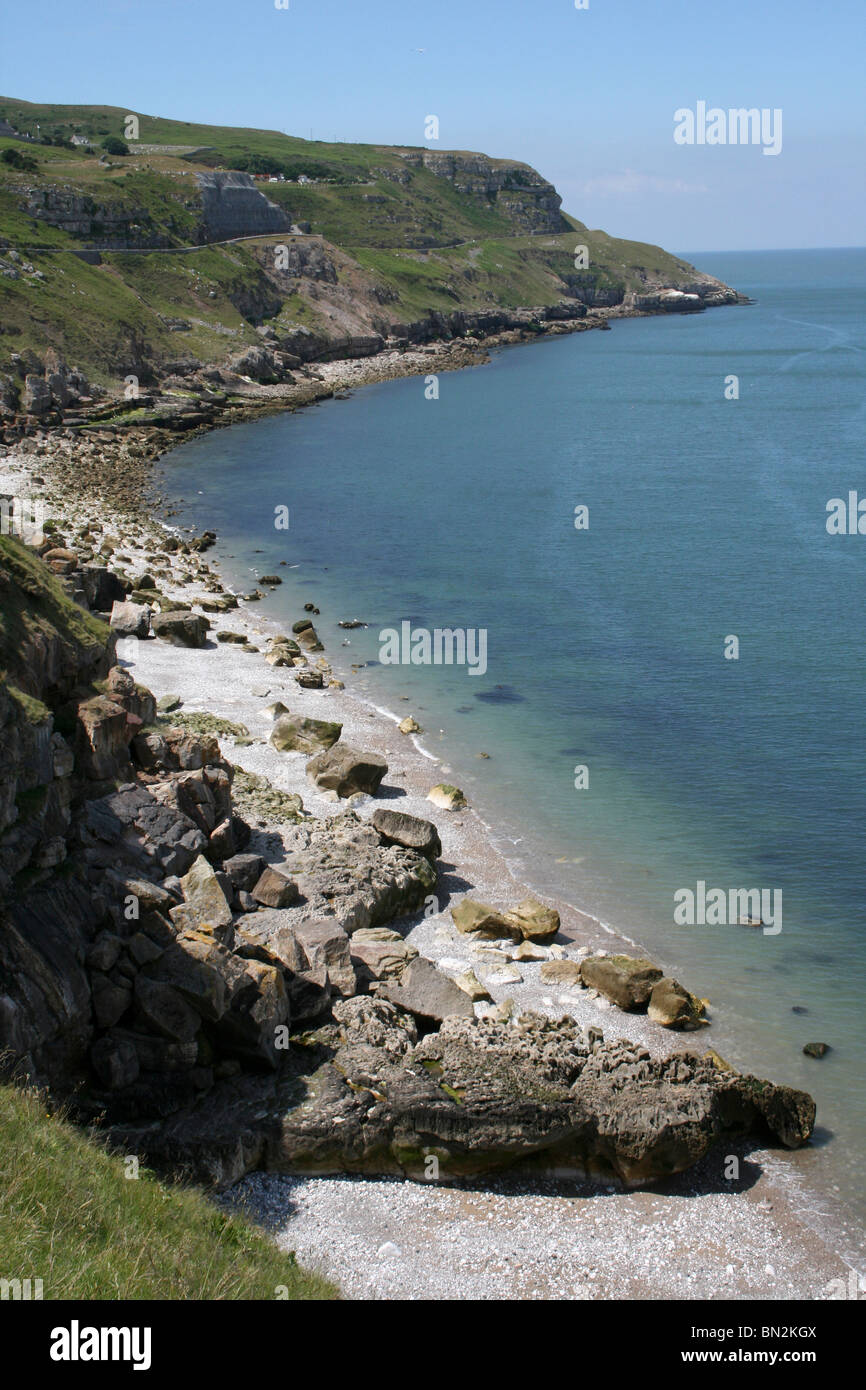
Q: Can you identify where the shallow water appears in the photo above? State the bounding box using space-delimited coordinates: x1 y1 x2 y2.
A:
161 248 866 1237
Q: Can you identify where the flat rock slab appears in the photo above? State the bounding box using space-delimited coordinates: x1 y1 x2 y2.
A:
381 956 476 1025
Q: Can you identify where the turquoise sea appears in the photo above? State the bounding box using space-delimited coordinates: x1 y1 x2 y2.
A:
160 249 866 1245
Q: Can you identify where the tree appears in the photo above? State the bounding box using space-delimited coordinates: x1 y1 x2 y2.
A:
100 136 129 156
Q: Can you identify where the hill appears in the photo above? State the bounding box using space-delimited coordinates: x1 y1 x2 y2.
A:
0 98 742 392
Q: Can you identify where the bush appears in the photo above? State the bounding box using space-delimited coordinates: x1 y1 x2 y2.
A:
100 136 129 156
1 147 38 173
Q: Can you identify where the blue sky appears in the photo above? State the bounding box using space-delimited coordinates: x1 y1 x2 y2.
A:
2 0 863 251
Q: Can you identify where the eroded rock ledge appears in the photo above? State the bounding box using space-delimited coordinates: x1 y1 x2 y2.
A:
110 999 815 1190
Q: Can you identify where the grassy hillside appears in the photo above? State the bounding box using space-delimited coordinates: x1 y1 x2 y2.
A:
0 1082 337 1300
0 97 733 388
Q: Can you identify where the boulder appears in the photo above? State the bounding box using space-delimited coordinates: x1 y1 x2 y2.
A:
145 939 230 1023
113 597 153 641
256 812 436 934
90 1035 140 1091
381 955 476 1026
539 959 583 987
295 669 324 689
213 956 289 1067
306 745 388 798
284 965 331 1023
648 977 707 1030
177 854 233 932
452 898 519 940
349 927 418 982
398 716 421 735
251 866 300 909
150 612 209 648
291 918 356 997
507 898 560 941
371 808 441 861
580 954 663 1010
803 1042 831 1058
270 714 342 754
90 971 132 1028
133 974 201 1043
75 694 135 780
427 784 466 811
223 853 266 892
235 914 309 975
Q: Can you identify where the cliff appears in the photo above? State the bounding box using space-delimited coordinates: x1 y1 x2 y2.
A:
0 97 745 391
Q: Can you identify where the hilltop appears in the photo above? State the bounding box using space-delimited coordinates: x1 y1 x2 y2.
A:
0 98 742 396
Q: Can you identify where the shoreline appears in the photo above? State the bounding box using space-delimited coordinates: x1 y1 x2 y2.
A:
2 313 862 1300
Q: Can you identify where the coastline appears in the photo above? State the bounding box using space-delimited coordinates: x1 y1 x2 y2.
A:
2 314 861 1300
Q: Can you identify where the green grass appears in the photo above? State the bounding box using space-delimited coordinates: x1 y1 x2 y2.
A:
0 1082 338 1300
0 535 109 701
0 97 732 384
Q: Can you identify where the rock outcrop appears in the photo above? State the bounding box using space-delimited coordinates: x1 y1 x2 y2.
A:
110 1006 816 1190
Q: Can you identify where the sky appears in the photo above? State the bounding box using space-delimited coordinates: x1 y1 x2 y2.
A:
1 0 863 252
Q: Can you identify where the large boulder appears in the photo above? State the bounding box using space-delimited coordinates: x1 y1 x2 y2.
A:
371 808 441 861
452 898 519 940
144 938 230 1023
75 694 136 780
306 746 388 797
109 600 151 638
212 955 290 1068
381 956 476 1026
580 954 663 1010
251 866 299 908
270 714 342 754
278 812 436 933
350 927 418 982
291 918 356 998
150 612 209 648
133 975 201 1043
175 855 233 934
648 977 706 1030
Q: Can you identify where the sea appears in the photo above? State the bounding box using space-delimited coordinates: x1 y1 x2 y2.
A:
158 248 866 1249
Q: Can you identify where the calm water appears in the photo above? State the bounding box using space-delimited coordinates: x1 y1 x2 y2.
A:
161 249 866 1238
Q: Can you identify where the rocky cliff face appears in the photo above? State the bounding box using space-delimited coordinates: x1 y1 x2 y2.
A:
195 171 291 241
399 149 570 235
21 188 173 249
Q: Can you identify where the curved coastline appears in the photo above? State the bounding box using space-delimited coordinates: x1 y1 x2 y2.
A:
4 307 863 1299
